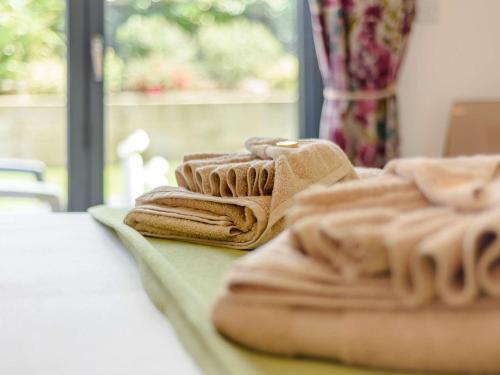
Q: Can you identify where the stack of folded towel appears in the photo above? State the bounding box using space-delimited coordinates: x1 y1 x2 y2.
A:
125 137 357 249
213 155 500 373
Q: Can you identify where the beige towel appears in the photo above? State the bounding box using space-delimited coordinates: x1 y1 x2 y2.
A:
213 155 500 372
213 231 500 373
125 137 356 249
384 155 500 210
213 294 500 373
175 152 275 197
286 175 429 225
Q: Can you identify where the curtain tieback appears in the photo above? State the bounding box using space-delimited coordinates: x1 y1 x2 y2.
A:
323 83 398 101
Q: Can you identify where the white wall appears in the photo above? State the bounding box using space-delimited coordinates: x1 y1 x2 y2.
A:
399 0 500 157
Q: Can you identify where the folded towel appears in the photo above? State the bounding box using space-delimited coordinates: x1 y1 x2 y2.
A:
125 137 356 249
214 291 500 373
213 155 500 372
385 155 500 210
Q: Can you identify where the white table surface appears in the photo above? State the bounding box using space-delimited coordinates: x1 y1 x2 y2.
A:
0 213 200 375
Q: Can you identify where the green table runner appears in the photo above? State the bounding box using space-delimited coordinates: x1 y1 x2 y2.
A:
89 205 423 375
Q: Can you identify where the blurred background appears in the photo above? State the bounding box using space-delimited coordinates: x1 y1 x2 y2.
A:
1 0 500 212
0 0 298 210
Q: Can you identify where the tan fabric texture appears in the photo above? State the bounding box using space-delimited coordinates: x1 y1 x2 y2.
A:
213 155 500 372
175 152 275 197
125 137 357 249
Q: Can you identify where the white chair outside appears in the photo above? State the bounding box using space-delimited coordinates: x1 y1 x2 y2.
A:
0 158 63 212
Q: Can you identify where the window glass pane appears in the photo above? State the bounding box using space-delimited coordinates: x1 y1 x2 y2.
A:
0 0 66 212
104 0 298 206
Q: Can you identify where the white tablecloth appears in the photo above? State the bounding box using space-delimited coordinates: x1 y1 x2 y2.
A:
0 213 200 375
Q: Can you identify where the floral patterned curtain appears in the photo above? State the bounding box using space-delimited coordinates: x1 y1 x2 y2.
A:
309 0 416 167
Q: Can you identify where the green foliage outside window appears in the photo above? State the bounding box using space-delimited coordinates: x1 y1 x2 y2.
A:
0 0 65 93
197 19 283 87
116 15 196 61
0 0 297 94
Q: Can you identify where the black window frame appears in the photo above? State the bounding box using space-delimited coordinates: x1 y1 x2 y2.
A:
67 0 104 211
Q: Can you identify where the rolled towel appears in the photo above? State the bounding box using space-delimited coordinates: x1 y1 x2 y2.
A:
125 137 356 249
175 152 275 197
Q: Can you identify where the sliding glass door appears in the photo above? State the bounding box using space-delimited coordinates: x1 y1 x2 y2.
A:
103 0 299 206
1 0 317 212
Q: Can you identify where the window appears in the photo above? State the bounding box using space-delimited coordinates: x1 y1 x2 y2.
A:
0 0 67 212
103 0 298 206
0 0 319 211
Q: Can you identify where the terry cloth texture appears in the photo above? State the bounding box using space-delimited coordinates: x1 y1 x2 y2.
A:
90 205 423 375
213 155 500 373
125 137 357 249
